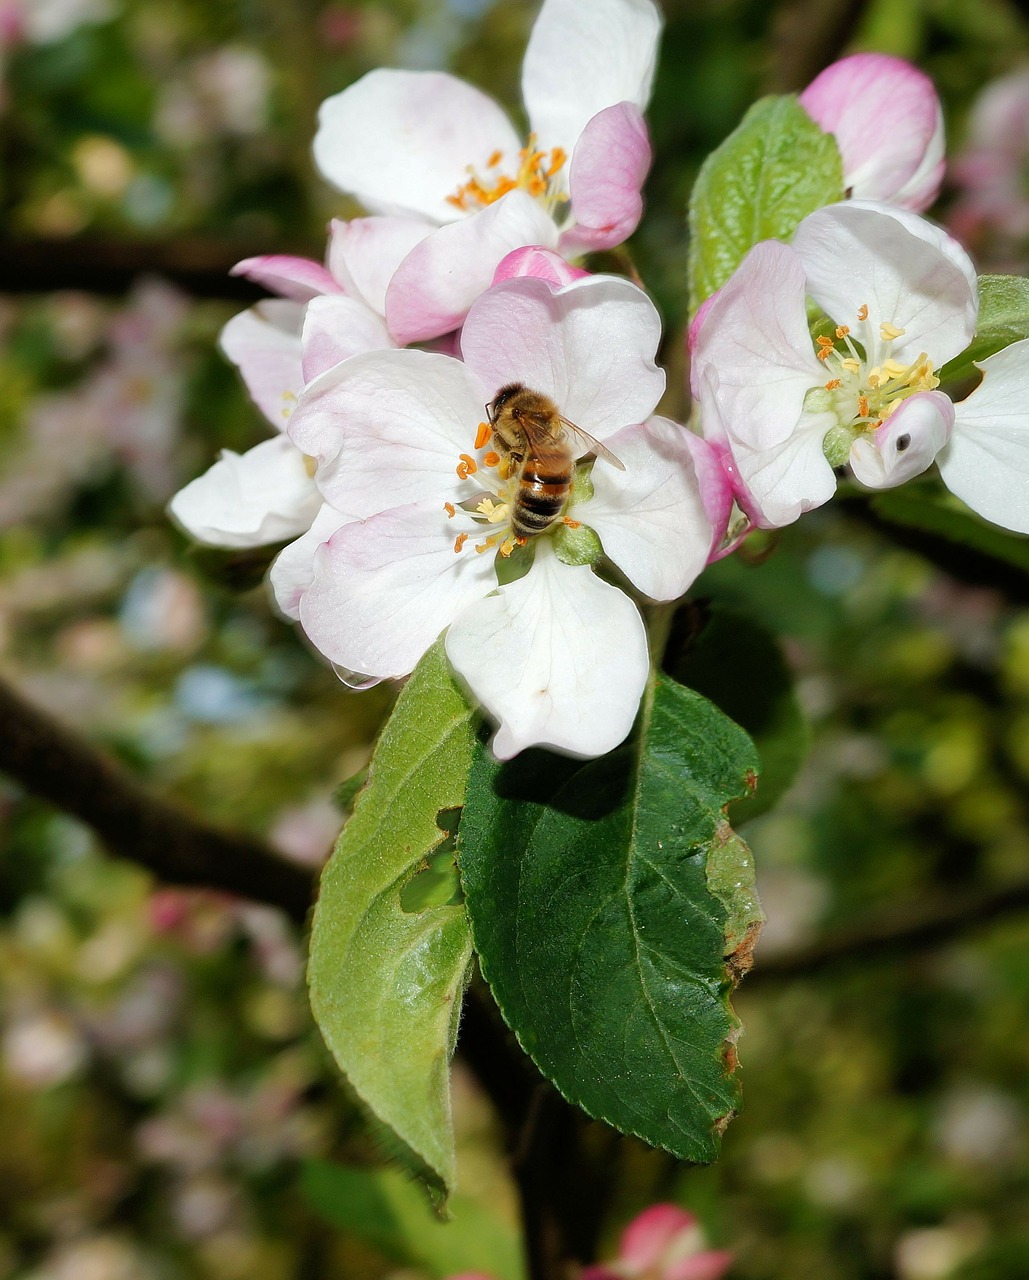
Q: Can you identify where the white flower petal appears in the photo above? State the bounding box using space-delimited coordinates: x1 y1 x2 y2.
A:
791 201 978 368
301 295 394 382
384 191 559 345
732 410 839 529
326 216 433 316
581 417 712 600
521 0 661 156
168 436 320 548
269 502 353 619
849 390 954 489
230 254 342 302
313 69 521 224
219 301 304 430
286 348 488 515
299 499 498 679
691 239 824 451
460 274 664 442
446 541 648 759
940 339 1029 533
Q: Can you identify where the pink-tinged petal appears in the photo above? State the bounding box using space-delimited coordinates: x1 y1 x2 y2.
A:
666 1250 735 1280
385 192 559 345
493 245 590 287
230 254 342 302
522 0 661 156
578 1269 622 1280
849 390 954 489
732 410 838 529
446 542 648 760
560 103 652 255
219 301 304 429
287 348 487 515
269 502 353 620
800 54 944 211
681 432 735 558
691 240 823 451
327 215 433 315
687 290 719 370
582 417 712 600
460 274 664 443
168 436 320 549
313 69 521 224
620 1205 700 1271
791 202 977 368
300 295 394 382
940 339 1029 533
299 500 497 679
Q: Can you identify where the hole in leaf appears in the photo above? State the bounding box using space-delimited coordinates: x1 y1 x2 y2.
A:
399 808 463 912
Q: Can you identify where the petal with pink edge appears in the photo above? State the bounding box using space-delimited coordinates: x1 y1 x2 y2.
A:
327 216 433 316
219 301 304 429
492 245 590 287
269 502 355 620
849 390 954 489
451 546 649 758
287 348 487 516
300 295 394 382
230 254 343 302
732 411 838 529
583 417 713 600
168 436 321 549
313 69 521 224
522 0 661 157
560 103 652 255
299 499 497 680
620 1204 701 1272
791 202 978 368
460 274 664 443
690 240 823 451
799 54 944 212
940 339 1029 533
447 542 648 759
385 191 559 345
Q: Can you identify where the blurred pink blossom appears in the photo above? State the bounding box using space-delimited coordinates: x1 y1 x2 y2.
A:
581 1205 733 1280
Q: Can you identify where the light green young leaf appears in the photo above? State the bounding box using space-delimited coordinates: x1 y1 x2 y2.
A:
303 1161 524 1280
308 639 475 1201
940 275 1029 387
688 94 843 314
458 673 763 1163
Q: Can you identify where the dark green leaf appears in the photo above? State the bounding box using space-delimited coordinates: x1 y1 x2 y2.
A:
688 95 843 313
940 275 1029 387
666 602 810 823
302 1161 524 1280
459 674 763 1163
868 489 1029 577
308 640 476 1200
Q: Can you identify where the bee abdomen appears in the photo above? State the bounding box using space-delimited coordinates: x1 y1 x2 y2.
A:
511 463 572 538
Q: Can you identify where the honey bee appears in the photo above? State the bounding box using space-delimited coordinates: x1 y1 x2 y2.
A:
487 383 624 540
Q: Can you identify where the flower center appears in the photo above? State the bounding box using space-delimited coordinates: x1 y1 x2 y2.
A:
809 306 941 465
446 134 568 213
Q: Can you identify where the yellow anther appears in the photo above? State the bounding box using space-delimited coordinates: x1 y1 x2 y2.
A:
835 326 850 339
487 150 503 168
475 534 500 554
474 421 492 449
562 517 582 529
453 533 468 553
444 501 456 518
824 378 842 391
483 450 500 468
446 133 567 210
882 359 908 379
880 321 906 341
499 536 517 558
841 358 861 374
456 452 478 480
857 303 869 321
858 395 870 418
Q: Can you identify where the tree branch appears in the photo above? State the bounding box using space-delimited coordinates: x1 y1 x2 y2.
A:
0 669 315 922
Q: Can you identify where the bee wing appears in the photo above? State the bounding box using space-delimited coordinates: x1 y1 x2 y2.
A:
559 416 626 471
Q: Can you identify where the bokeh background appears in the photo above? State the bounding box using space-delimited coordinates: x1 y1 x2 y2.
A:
3 0 1029 1277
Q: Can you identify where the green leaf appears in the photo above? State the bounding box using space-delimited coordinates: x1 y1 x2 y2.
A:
458 674 763 1163
308 639 476 1200
688 94 844 314
302 1161 524 1280
940 275 1029 386
666 602 811 824
865 488 1029 580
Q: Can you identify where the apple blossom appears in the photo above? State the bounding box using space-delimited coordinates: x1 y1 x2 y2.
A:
581 1204 733 1280
312 0 660 344
284 274 721 759
799 53 945 212
692 200 1029 534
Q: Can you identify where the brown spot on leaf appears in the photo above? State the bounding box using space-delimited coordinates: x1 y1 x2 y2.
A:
726 919 763 984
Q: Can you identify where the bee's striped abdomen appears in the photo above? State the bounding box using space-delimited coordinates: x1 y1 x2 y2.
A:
511 458 573 538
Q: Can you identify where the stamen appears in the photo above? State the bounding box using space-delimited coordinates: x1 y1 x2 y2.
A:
824 379 842 391
487 150 503 168
880 321 906 341
483 450 500 468
456 453 478 480
835 326 850 339
562 517 581 528
882 359 908 379
499 536 517 558
474 421 492 449
546 147 566 177
841 358 861 374
475 534 500 554
857 304 869 321
444 502 456 518
453 533 468 553
858 395 870 418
